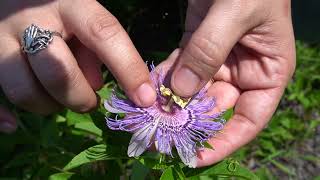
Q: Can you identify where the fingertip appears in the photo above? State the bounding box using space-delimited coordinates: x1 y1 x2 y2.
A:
171 67 202 97
75 96 98 113
135 82 157 107
0 107 17 134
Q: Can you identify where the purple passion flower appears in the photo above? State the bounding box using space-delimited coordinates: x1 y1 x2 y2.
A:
104 65 224 168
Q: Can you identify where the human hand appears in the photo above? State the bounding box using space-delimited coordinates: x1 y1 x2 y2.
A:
0 0 157 134
167 0 296 167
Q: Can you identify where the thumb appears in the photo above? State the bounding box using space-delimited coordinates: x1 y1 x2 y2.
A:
0 106 17 134
171 1 261 97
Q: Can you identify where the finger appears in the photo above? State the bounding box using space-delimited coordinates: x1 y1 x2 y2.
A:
155 48 181 73
0 106 17 134
197 87 284 167
70 38 103 91
59 0 156 107
206 81 240 113
171 1 262 97
27 37 97 113
0 37 60 114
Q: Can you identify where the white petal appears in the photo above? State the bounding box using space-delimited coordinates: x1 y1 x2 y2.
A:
176 141 197 168
127 118 160 157
104 100 125 113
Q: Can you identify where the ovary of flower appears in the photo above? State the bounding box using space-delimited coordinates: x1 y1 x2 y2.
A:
160 85 191 108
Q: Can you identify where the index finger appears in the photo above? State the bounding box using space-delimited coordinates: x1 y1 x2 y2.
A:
59 0 156 107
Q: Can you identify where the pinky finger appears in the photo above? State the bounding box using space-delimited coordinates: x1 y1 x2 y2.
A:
0 106 17 134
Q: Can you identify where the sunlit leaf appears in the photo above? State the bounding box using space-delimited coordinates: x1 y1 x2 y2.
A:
184 159 259 180
160 166 185 180
49 172 77 180
65 111 92 126
63 144 125 170
74 121 102 137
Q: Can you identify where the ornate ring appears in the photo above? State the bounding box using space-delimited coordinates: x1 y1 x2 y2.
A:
21 24 62 55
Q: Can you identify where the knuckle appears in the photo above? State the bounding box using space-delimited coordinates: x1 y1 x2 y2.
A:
5 87 33 106
186 37 224 75
87 12 121 41
220 0 261 25
232 0 259 15
43 61 81 90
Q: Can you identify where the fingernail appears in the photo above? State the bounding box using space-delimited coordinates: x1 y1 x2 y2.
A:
0 121 16 134
173 67 200 96
136 83 157 107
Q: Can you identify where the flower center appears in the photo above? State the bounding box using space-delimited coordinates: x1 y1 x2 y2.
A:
159 85 191 112
161 98 175 113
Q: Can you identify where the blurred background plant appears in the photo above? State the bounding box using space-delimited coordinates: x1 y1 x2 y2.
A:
0 0 319 179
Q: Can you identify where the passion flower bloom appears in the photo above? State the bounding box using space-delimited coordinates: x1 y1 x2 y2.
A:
104 65 224 168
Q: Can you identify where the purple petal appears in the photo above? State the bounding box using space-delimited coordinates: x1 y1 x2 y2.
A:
127 118 160 157
104 100 126 113
110 94 142 113
173 134 197 168
155 129 172 155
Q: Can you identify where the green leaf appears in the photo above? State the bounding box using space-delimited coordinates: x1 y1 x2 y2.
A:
63 144 125 170
184 159 259 180
222 108 233 121
313 176 320 180
255 167 276 180
137 153 169 170
131 160 150 180
40 119 59 148
172 163 186 179
65 111 92 126
74 121 102 137
160 167 175 180
49 172 74 180
96 83 114 99
4 152 38 169
203 142 214 150
259 139 276 153
160 166 185 180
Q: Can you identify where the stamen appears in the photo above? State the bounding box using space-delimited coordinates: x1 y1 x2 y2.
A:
162 98 175 112
160 85 191 109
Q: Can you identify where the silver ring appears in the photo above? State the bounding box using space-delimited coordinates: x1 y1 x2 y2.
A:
21 24 62 55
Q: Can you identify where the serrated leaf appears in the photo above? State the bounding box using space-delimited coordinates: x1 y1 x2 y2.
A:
63 144 125 170
183 159 259 180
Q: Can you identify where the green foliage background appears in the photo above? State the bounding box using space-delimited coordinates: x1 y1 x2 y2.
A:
0 0 319 179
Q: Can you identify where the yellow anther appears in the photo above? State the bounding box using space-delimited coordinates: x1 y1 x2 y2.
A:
160 85 191 108
160 85 172 97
